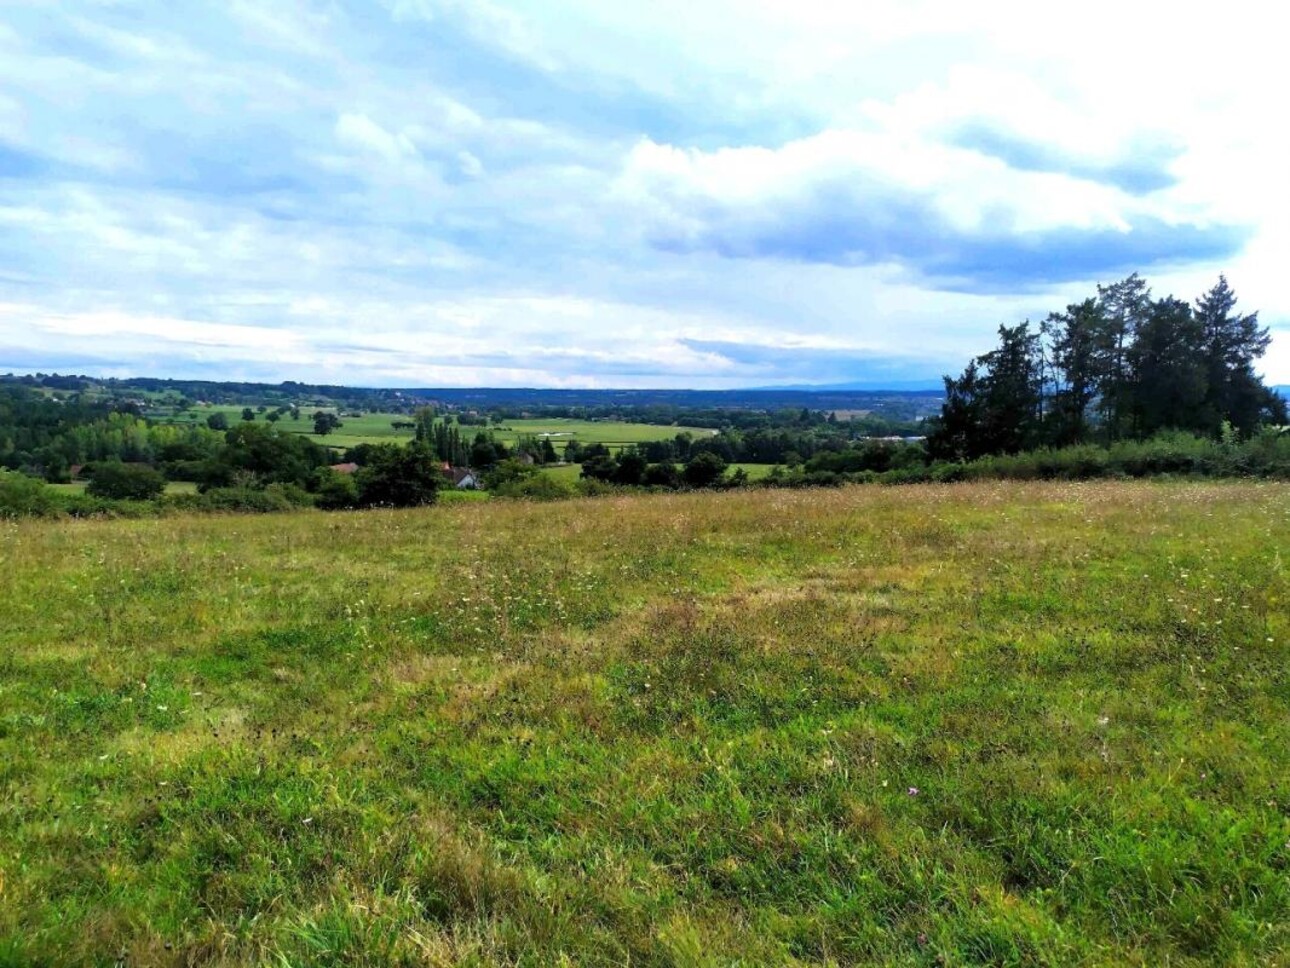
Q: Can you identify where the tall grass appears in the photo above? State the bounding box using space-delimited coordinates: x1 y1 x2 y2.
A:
0 482 1286 964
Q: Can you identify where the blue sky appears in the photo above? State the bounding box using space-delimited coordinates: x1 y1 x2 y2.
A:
0 0 1286 387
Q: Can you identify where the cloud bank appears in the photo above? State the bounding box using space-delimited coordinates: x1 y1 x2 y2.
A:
0 0 1285 386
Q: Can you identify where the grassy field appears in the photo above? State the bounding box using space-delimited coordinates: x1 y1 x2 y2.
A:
0 482 1286 965
47 481 199 496
164 408 715 454
536 463 776 485
490 419 718 453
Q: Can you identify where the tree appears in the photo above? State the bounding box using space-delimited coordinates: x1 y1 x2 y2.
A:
682 451 727 488
313 411 342 436
1193 276 1276 436
1043 299 1109 445
928 323 1043 460
977 322 1045 454
927 362 982 461
241 407 256 422
469 432 507 469
1125 296 1207 437
209 423 329 489
611 450 648 486
206 412 229 431
86 462 166 501
354 444 441 507
581 453 618 482
1095 273 1151 439
643 462 681 488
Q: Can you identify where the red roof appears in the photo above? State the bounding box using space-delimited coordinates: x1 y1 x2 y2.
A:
329 462 359 474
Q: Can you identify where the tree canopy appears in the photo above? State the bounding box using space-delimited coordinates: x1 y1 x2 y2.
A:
929 274 1285 460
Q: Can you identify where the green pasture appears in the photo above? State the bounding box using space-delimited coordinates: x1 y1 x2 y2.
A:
162 407 713 455
2 482 1286 964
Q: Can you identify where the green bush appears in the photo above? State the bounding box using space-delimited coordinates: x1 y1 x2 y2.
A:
86 462 166 501
313 469 360 510
493 474 573 501
192 486 300 513
0 472 57 518
57 494 158 519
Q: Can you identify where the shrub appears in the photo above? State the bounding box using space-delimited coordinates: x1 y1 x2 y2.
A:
85 463 166 501
493 474 573 502
57 494 157 519
193 486 298 513
0 472 58 518
314 469 360 510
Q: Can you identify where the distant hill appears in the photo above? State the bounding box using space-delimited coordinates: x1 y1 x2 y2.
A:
751 380 945 392
0 373 947 419
410 386 944 411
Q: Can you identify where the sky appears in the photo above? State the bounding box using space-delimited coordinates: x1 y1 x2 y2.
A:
0 0 1286 389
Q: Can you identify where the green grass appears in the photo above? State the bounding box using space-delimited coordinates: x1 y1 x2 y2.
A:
730 462 776 480
0 481 1287 965
163 408 715 455
536 463 776 484
47 481 199 495
489 418 717 453
538 463 583 484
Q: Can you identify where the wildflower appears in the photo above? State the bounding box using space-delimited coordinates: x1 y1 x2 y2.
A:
908 787 920 796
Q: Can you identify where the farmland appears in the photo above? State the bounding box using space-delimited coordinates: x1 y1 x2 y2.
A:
1 482 1287 965
162 407 716 454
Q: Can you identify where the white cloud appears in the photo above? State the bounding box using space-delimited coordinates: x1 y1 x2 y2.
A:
334 112 420 164
0 0 1284 384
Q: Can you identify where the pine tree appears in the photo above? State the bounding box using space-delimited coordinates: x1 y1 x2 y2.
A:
1193 276 1275 436
1126 296 1207 437
1042 298 1108 445
1095 274 1151 439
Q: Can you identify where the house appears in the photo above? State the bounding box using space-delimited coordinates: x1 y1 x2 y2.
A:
442 466 477 489
329 462 359 474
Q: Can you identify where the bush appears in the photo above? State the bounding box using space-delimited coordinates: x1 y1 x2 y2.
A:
191 486 298 513
57 494 157 519
682 452 728 488
86 462 166 501
0 472 57 518
493 474 574 501
314 469 360 510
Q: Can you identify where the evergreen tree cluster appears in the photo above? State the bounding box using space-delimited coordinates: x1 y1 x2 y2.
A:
929 275 1285 461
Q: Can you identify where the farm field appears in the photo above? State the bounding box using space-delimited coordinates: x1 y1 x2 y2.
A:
164 407 715 454
537 463 777 485
489 418 718 453
1 482 1287 965
163 407 415 451
47 481 199 496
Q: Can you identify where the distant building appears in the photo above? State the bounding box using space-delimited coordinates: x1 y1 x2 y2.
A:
329 462 359 474
442 466 477 489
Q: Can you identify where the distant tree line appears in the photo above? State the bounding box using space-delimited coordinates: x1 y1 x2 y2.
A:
927 274 1285 461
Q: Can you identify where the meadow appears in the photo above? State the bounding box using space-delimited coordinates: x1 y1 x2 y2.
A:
0 482 1287 965
165 407 716 453
489 419 718 453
